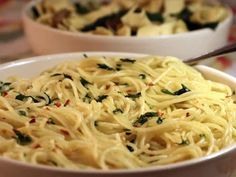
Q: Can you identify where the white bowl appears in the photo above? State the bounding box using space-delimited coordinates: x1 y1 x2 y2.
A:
0 52 236 177
22 1 233 59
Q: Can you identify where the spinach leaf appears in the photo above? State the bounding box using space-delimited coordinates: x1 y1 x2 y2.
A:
146 12 164 23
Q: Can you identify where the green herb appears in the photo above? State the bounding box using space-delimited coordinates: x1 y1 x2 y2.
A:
51 73 62 77
48 160 58 166
18 110 27 116
75 2 90 14
133 112 158 127
51 73 73 80
83 53 88 58
81 10 127 32
94 121 98 126
31 6 40 19
156 117 163 124
0 81 12 94
63 74 73 80
47 118 56 125
161 84 191 95
15 93 39 103
125 131 132 136
97 64 114 71
113 108 123 114
80 77 91 87
126 145 134 152
96 95 108 102
174 8 219 31
116 63 122 71
120 58 136 63
13 129 32 145
199 134 206 138
139 74 146 80
178 138 190 145
83 93 92 103
146 12 164 22
44 92 52 105
161 89 174 95
125 92 141 99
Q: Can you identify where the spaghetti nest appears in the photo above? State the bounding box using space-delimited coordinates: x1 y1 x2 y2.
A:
0 56 236 170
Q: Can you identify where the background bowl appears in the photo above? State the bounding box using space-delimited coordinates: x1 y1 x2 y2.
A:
22 1 233 59
0 52 236 177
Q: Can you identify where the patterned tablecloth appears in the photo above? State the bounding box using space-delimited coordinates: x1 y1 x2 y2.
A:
0 0 236 176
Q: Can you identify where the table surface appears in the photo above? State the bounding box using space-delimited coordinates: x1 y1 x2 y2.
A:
0 1 236 176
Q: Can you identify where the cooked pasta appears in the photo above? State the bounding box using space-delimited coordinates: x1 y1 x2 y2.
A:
31 0 229 37
0 56 236 170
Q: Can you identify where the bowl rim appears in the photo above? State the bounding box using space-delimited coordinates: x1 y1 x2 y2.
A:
22 0 233 41
1 51 236 174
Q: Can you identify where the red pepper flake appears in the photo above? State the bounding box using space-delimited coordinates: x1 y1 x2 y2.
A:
64 99 70 106
29 118 36 124
60 129 69 136
55 102 61 107
147 82 154 87
33 144 41 149
1 91 8 97
216 56 232 69
157 110 164 116
105 85 111 90
126 89 133 93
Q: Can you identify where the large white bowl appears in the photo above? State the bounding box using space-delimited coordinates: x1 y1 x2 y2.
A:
0 52 236 177
22 1 233 59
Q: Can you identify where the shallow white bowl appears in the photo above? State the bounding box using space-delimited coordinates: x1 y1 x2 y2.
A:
0 52 236 177
22 1 233 59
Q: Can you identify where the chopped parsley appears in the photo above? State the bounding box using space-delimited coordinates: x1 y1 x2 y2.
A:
125 92 141 99
83 93 92 103
13 129 32 145
178 138 190 145
120 58 136 63
83 53 88 58
0 81 12 95
47 118 56 125
75 3 90 14
126 145 134 152
63 74 73 80
139 74 146 80
94 121 98 126
31 6 40 19
97 64 114 71
96 95 108 102
199 134 206 139
15 93 39 103
156 117 164 124
50 73 73 80
161 84 191 95
17 110 27 116
113 108 123 114
80 77 91 87
133 112 158 127
15 93 52 105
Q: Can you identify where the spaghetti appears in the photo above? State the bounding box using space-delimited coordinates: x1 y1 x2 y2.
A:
0 55 235 170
